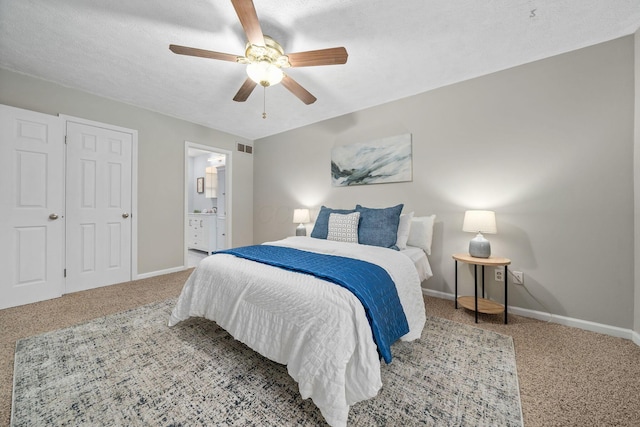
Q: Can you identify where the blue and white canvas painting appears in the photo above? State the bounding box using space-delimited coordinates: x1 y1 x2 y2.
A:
331 134 412 187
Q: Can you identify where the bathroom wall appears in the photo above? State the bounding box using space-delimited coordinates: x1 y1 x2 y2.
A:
189 154 218 213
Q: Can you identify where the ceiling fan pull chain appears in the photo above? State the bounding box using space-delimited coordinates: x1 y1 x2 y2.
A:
262 86 267 119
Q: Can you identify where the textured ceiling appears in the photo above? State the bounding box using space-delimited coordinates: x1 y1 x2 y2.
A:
1 0 640 140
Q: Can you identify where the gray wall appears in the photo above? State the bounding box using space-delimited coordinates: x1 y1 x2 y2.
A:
635 30 640 337
0 67 254 275
254 36 635 329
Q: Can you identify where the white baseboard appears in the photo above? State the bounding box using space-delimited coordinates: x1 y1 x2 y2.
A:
422 288 638 343
423 289 456 302
136 265 190 280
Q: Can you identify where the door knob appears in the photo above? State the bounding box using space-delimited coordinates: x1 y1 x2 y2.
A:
49 213 59 220
122 213 130 218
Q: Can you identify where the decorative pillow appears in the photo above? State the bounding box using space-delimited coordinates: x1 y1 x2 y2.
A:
327 212 360 243
355 204 404 249
395 211 414 250
406 215 436 255
310 206 355 239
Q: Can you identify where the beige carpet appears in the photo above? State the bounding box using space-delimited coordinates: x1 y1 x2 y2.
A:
1 269 639 426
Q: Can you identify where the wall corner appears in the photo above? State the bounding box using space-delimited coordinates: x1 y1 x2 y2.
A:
633 28 640 335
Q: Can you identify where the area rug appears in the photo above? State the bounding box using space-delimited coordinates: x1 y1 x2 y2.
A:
11 299 522 426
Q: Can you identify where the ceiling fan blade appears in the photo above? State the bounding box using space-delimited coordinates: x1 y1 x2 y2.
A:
231 0 265 47
287 47 348 67
233 77 258 102
169 44 240 62
281 74 317 105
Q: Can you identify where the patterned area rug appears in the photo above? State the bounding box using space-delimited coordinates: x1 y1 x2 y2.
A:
12 299 522 426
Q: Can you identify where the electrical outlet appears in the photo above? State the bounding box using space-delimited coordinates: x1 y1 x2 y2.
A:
512 271 524 285
494 268 504 282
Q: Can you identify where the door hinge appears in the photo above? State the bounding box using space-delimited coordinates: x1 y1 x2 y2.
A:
64 135 67 144
64 268 66 278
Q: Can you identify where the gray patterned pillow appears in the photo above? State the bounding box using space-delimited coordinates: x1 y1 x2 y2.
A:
327 212 360 243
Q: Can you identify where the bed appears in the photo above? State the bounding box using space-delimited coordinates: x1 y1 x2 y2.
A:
169 209 434 426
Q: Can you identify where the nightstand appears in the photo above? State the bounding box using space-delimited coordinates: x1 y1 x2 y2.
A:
453 253 511 324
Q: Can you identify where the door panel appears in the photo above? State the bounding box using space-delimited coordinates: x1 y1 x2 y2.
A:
0 104 64 309
16 226 47 283
65 122 132 293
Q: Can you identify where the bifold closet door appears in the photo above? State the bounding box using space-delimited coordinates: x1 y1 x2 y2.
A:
0 104 65 309
65 122 133 293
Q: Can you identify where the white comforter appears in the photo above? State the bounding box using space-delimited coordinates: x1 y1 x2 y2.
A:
169 237 426 426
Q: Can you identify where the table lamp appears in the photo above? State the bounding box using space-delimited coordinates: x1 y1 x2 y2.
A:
462 210 497 258
293 208 310 236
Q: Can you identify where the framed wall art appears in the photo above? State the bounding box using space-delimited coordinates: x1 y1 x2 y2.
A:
331 133 412 187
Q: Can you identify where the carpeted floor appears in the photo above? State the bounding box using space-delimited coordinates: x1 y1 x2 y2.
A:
1 269 640 426
11 300 521 426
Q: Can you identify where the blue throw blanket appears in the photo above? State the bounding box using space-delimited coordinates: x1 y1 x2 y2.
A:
218 245 409 363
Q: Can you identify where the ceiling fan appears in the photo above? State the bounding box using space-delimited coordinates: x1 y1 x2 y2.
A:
169 0 348 107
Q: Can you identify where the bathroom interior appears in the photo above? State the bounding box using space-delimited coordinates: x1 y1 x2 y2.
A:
187 147 228 266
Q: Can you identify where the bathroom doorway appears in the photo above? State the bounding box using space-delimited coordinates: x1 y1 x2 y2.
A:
184 141 232 268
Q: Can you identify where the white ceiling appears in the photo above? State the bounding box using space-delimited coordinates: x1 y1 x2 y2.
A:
1 0 640 140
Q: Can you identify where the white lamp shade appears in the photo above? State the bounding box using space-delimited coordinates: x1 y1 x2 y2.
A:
462 210 497 234
247 61 284 86
293 208 310 224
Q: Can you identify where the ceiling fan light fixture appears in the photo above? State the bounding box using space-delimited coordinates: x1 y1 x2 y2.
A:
170 2 346 105
246 61 283 87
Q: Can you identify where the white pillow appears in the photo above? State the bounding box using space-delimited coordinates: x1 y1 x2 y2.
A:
395 212 414 250
327 212 360 243
406 215 436 255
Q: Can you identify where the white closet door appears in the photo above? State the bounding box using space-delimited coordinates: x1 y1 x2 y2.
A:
0 104 64 309
65 121 133 293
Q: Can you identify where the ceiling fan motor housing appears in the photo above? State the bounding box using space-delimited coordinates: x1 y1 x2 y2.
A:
242 35 291 68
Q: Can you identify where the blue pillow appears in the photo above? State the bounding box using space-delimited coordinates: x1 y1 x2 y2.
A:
355 204 404 249
310 206 356 239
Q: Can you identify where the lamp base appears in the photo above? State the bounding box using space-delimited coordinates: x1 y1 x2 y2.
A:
296 223 307 236
469 232 491 258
